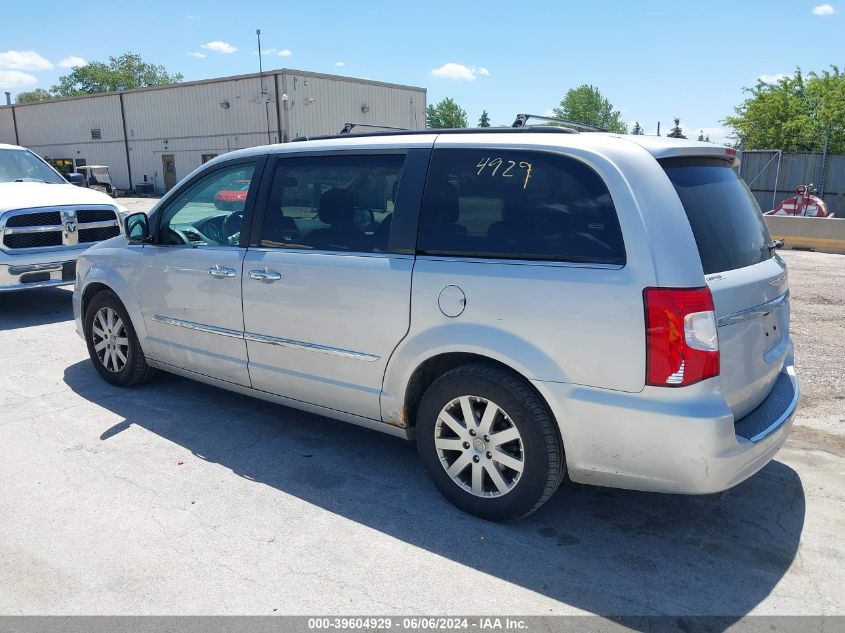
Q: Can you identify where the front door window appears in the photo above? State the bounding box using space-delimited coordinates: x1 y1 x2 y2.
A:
157 163 256 247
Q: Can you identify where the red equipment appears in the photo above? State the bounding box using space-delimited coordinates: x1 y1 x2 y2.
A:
766 185 832 217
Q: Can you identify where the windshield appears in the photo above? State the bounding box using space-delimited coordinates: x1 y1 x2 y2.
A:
90 167 112 185
0 149 64 184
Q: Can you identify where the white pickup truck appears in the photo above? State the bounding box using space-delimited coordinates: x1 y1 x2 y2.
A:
0 143 126 292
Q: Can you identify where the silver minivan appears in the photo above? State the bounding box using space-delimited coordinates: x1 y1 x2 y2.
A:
72 127 798 520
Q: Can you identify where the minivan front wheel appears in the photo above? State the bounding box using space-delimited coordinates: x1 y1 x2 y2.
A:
84 290 156 387
416 363 564 520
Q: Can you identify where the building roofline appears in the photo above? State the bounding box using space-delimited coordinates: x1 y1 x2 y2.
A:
1 67 426 109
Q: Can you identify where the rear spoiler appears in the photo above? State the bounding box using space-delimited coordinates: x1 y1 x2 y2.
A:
621 136 741 168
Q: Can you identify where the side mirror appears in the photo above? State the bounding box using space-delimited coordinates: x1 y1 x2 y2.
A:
65 172 85 186
125 212 150 242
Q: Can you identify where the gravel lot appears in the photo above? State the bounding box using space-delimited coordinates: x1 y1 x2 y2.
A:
0 242 842 619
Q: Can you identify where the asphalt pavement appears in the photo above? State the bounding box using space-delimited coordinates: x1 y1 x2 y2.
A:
0 250 842 621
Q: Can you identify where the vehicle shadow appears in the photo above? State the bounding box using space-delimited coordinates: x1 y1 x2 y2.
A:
64 360 805 624
0 286 74 330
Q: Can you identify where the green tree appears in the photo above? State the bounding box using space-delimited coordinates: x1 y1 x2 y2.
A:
725 66 845 153
426 97 468 128
16 88 53 103
631 121 644 135
553 84 627 133
51 52 183 96
667 117 687 139
696 130 711 142
478 110 491 127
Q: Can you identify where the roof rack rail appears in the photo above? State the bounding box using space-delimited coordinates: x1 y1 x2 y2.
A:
512 113 606 132
339 122 411 134
291 126 578 142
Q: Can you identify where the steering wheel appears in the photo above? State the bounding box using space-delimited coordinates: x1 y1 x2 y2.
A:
222 210 244 241
166 227 212 246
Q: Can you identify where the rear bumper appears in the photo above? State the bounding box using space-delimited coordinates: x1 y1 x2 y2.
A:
0 247 89 292
535 359 799 494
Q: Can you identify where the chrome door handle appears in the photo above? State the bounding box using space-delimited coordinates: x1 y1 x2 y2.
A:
249 268 282 282
207 265 236 278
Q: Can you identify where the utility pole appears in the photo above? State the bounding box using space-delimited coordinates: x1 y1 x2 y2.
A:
257 28 272 144
657 121 661 136
819 126 830 197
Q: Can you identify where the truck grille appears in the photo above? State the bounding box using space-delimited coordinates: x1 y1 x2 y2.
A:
5 211 62 227
4 233 64 249
77 209 118 223
79 226 120 243
1 206 120 251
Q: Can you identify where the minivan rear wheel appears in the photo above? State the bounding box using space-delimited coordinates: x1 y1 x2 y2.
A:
416 363 564 520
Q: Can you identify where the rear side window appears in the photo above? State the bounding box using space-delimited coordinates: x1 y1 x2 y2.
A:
261 154 405 253
417 149 625 264
661 157 773 274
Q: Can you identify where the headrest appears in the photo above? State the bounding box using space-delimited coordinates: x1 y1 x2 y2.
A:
318 189 355 225
426 184 459 224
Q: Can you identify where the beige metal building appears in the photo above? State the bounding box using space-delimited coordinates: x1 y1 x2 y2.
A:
0 68 426 192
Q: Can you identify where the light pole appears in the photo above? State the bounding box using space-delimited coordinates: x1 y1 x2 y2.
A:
256 28 272 144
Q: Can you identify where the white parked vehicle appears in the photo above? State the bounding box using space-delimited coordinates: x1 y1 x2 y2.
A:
0 144 125 292
72 125 799 520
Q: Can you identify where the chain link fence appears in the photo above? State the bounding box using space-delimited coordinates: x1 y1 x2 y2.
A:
740 150 845 214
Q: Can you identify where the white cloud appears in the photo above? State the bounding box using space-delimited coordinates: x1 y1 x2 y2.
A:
201 40 238 54
0 70 38 89
812 3 834 15
335 61 346 67
0 50 53 71
58 56 86 69
187 52 207 59
430 62 491 81
278 49 292 57
255 48 277 56
758 73 787 84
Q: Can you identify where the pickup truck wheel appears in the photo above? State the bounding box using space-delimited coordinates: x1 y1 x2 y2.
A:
84 290 156 387
416 363 564 521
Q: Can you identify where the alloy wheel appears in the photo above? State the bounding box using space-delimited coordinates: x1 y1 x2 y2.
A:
434 395 525 498
91 307 129 373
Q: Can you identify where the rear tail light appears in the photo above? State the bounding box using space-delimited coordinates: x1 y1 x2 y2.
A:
643 287 719 387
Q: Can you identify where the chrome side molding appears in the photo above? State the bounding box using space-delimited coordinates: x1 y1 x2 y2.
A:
243 331 380 361
152 315 379 362
152 315 244 339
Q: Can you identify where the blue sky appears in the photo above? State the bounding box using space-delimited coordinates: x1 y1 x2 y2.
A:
1 0 842 142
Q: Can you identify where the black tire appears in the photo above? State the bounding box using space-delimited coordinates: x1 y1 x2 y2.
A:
416 363 565 521
83 290 157 387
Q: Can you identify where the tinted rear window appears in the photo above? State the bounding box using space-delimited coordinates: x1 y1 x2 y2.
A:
661 157 773 274
417 149 625 264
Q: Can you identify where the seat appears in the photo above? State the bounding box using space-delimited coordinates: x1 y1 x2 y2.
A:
261 209 300 246
373 180 400 251
486 193 542 255
307 189 370 251
420 184 467 251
